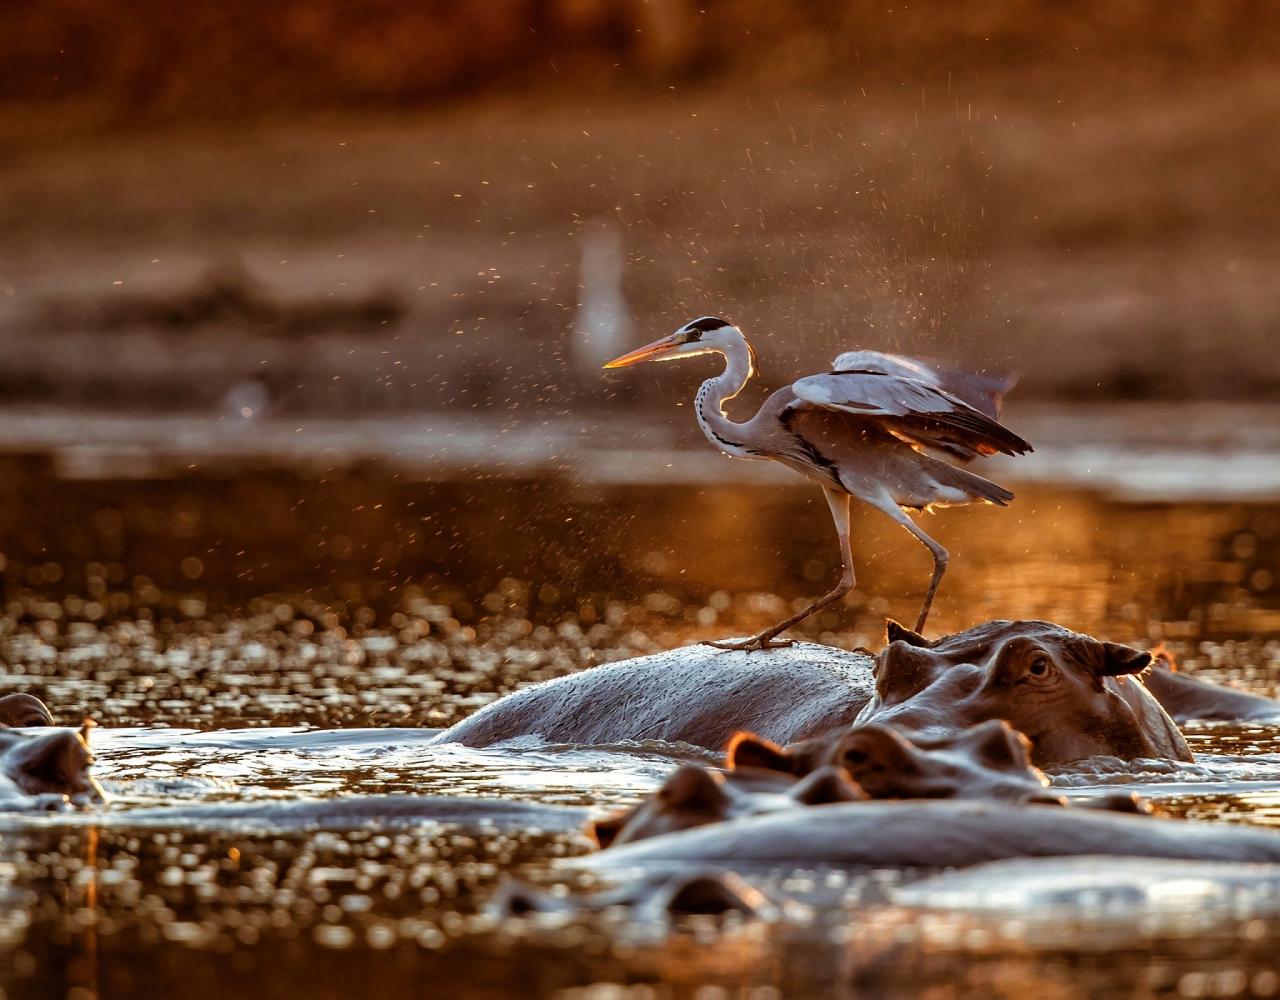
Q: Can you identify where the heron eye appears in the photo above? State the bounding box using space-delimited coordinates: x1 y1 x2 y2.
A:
1028 656 1050 677
684 329 702 342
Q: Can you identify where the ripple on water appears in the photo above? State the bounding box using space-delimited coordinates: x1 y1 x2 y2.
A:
83 727 689 820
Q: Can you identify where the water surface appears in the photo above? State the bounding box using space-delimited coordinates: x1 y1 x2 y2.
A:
3 475 1280 998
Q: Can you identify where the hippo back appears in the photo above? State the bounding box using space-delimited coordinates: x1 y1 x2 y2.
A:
577 800 1280 869
435 642 875 750
1142 656 1280 723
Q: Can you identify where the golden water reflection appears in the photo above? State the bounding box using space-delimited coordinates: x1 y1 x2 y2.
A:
1 476 1280 997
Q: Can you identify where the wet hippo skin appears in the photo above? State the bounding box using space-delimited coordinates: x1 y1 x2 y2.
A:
728 719 1064 804
731 719 1155 813
575 800 1280 869
488 870 781 922
435 641 875 750
0 724 104 807
0 693 54 728
891 856 1280 913
1143 652 1280 723
858 620 1191 765
435 620 1192 766
591 763 865 848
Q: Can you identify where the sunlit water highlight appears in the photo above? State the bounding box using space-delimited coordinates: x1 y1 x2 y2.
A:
3 478 1280 997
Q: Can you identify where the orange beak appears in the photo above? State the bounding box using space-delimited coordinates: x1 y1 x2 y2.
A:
602 334 682 369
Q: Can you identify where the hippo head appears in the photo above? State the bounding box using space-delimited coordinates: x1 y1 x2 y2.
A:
730 719 1063 804
0 724 105 806
0 694 54 728
591 763 864 849
859 619 1191 766
832 721 1062 804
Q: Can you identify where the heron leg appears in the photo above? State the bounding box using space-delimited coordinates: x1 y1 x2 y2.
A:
877 502 949 634
706 487 855 652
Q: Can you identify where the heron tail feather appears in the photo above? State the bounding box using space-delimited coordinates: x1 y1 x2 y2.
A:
934 463 1016 507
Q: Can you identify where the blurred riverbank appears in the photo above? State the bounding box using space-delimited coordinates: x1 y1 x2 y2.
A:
0 401 1274 500
4 71 1280 414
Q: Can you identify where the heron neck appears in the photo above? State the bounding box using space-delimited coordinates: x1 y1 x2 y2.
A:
694 335 757 458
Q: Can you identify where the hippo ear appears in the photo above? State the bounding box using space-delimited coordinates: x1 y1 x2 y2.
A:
788 766 867 806
725 732 793 774
486 878 569 918
1077 791 1160 816
658 872 772 919
658 766 730 811
885 620 932 648
1023 791 1070 807
0 693 54 728
1069 636 1153 681
1097 641 1154 678
589 810 630 849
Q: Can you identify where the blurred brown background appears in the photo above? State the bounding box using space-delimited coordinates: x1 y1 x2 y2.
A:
2 0 1279 418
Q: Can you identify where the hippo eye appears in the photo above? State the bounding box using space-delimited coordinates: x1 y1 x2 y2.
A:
1028 656 1050 678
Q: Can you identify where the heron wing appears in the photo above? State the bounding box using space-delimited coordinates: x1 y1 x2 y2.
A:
791 370 1032 459
830 350 1017 420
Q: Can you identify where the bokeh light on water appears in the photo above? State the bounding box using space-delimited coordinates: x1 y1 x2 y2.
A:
0 469 1278 997
8 1 1280 993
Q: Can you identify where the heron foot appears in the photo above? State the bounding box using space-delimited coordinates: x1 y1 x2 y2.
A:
703 635 795 652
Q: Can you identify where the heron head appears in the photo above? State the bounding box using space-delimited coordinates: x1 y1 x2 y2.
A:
603 316 741 368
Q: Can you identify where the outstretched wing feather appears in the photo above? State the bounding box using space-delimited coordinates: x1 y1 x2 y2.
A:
791 371 1032 457
830 350 1017 419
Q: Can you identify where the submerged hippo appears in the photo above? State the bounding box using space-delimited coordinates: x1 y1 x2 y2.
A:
729 719 1152 813
488 870 783 923
0 693 53 728
1142 651 1280 723
497 856 1280 926
575 800 1280 870
590 763 865 848
727 719 1061 804
435 620 1190 766
891 856 1280 916
0 724 104 808
595 721 1151 851
859 620 1190 766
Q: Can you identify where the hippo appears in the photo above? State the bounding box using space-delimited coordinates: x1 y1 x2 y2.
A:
435 641 875 750
0 693 53 728
730 719 1153 813
1142 651 1280 723
433 620 1191 766
495 856 1280 927
727 719 1062 804
488 870 784 923
575 800 1280 870
592 724 1155 853
111 794 589 834
590 763 865 848
0 724 104 808
890 856 1280 916
859 620 1191 766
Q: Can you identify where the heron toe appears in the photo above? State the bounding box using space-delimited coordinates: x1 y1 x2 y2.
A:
704 636 796 652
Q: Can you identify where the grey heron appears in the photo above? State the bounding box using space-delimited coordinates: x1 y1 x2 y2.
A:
603 317 1032 650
